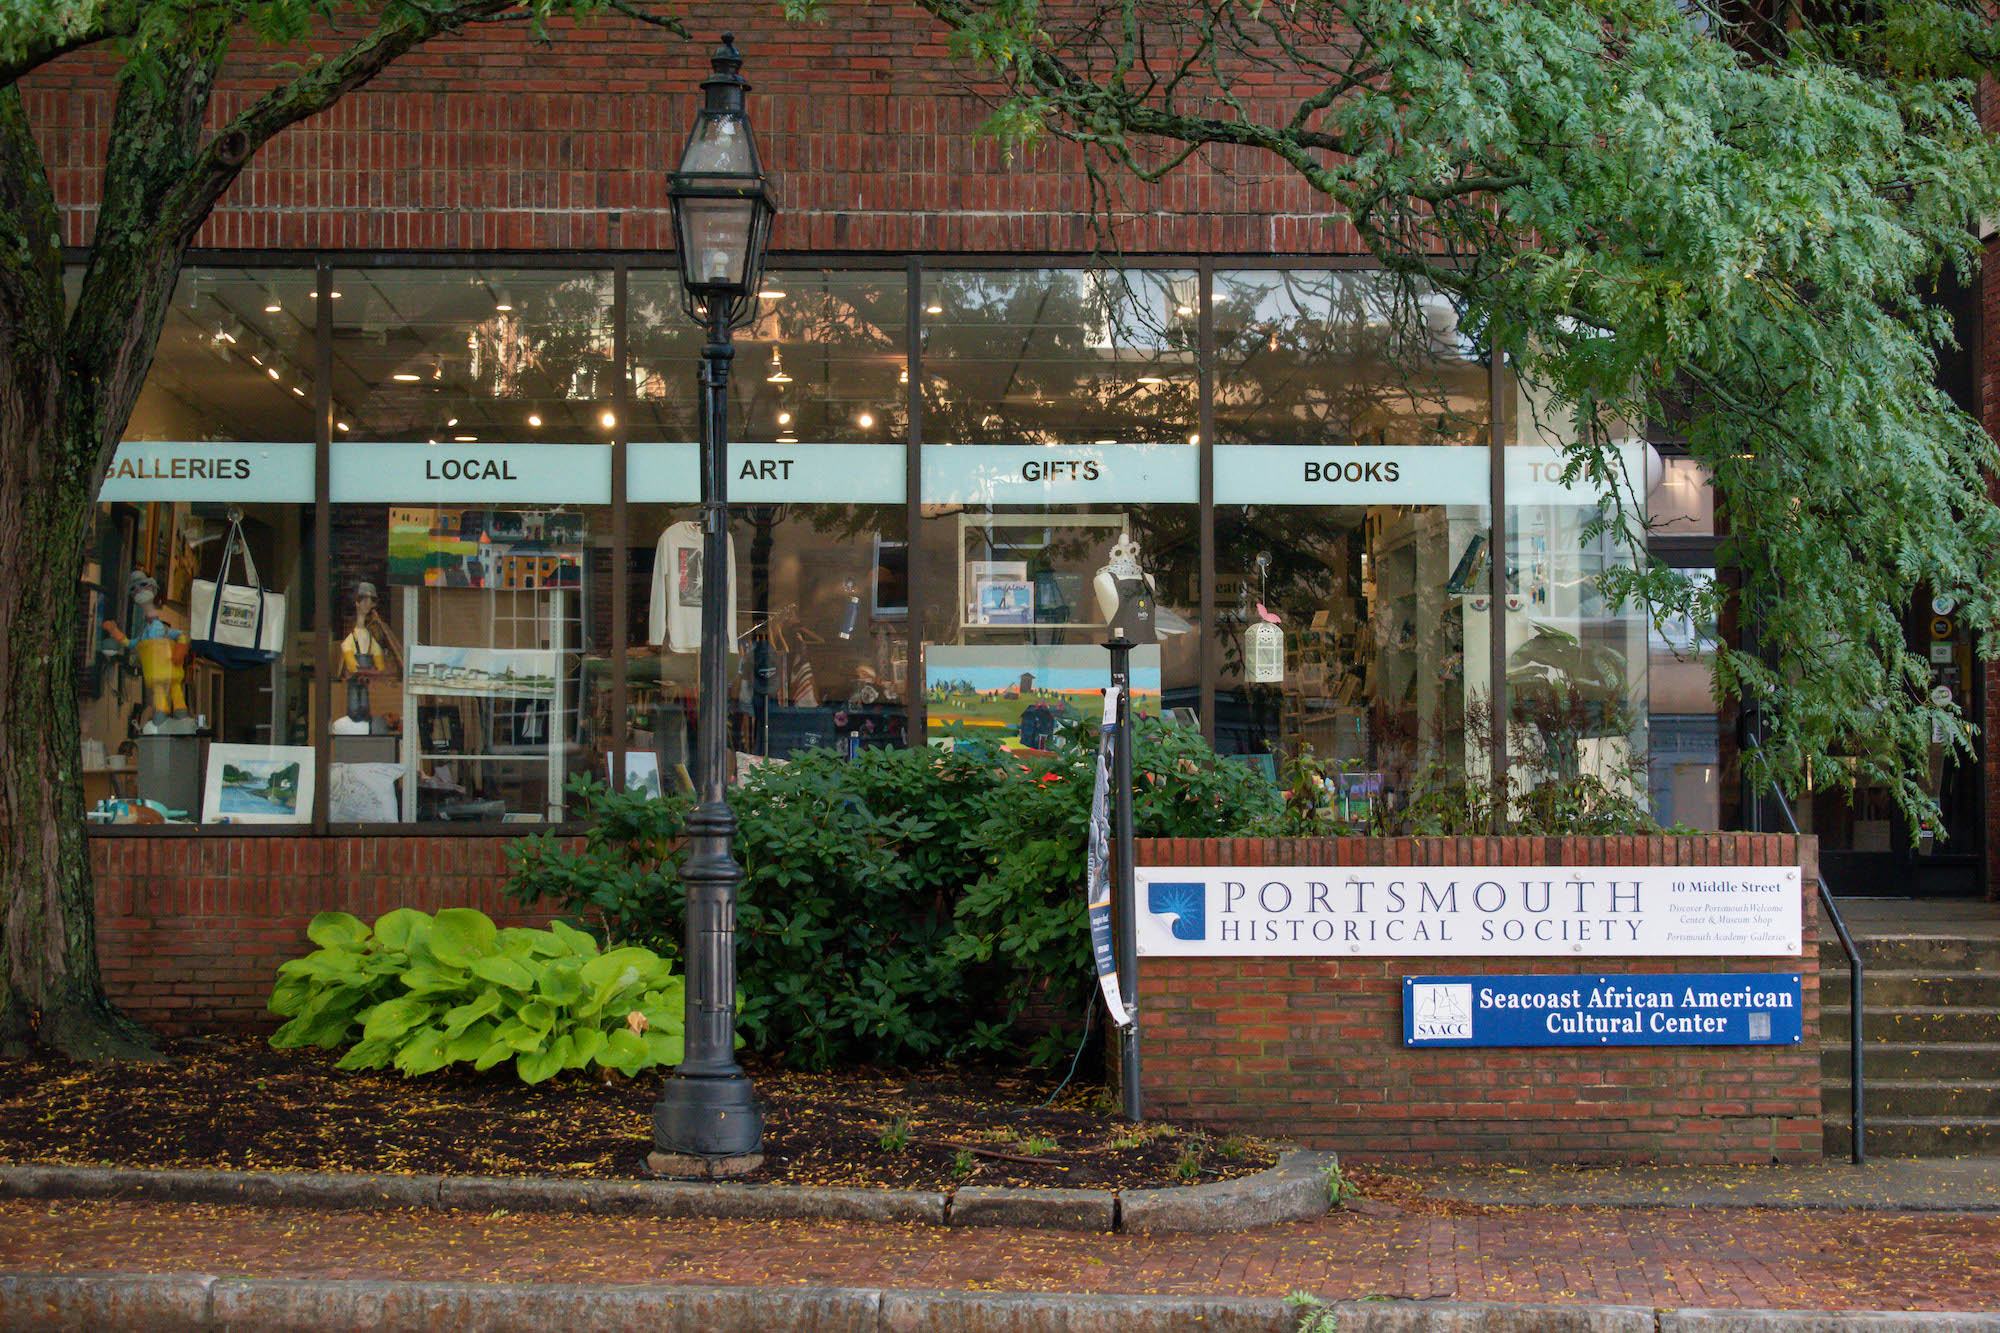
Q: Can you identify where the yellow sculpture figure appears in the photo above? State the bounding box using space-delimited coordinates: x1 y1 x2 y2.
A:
337 581 403 726
102 572 189 723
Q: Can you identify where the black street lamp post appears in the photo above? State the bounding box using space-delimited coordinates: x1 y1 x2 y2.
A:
651 33 776 1168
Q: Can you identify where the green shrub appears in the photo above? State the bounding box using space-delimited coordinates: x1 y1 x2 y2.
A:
267 907 686 1084
508 723 1289 1072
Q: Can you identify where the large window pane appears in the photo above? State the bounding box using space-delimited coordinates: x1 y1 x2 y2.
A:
82 266 316 826
327 268 615 823
626 270 912 769
1212 271 1488 814
917 270 1198 750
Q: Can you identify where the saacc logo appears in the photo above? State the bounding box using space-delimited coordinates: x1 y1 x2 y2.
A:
1146 882 1207 941
1408 983 1474 1040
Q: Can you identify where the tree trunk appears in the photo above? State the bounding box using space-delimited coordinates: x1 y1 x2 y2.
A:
0 384 159 1062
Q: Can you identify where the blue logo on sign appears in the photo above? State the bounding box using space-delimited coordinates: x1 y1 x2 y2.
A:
1147 882 1206 940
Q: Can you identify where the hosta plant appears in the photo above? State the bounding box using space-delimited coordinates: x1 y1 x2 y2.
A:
267 907 685 1084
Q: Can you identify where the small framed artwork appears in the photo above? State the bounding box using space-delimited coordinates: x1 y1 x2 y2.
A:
417 704 465 756
204 743 315 824
611 750 663 799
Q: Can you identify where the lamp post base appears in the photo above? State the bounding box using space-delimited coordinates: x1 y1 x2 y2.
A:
652 1071 765 1160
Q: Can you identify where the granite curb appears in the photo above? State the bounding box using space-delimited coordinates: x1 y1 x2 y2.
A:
1 1278 1994 1333
0 1148 1334 1233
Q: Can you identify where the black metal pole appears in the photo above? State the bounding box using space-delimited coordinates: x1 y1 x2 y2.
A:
652 294 762 1161
1108 632 1142 1123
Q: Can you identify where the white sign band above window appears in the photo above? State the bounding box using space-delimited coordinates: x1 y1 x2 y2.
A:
99 442 315 504
1134 865 1803 958
628 442 906 504
330 443 613 504
1214 445 1489 507
1503 443 1649 506
921 443 1198 506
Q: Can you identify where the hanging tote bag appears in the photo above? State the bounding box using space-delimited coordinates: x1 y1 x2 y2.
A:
190 517 287 669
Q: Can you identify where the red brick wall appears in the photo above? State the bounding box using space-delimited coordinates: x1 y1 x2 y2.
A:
1134 835 1821 1165
89 834 564 1033
27 1 1356 257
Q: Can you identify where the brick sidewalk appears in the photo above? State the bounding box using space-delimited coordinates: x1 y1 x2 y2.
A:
2 1201 1997 1312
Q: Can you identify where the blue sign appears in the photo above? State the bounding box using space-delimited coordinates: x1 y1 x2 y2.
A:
1403 974 1803 1047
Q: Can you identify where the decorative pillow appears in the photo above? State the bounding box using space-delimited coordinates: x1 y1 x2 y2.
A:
328 762 402 823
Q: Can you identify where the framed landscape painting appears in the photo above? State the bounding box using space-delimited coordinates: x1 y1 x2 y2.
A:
203 744 315 824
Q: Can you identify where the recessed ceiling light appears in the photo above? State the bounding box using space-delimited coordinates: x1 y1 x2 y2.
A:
925 303 943 315
290 386 305 397
1188 432 1200 445
336 421 350 432
446 418 458 427
267 368 281 380
600 411 616 428
1093 438 1116 445
264 302 281 313
777 411 791 425
758 288 785 300
249 355 263 365
1176 304 1194 316
857 412 875 429
1137 375 1167 385
527 414 542 428
392 373 421 382
767 349 791 384
454 435 476 442
777 434 797 444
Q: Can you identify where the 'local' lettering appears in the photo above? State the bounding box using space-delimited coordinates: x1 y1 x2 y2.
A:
425 459 519 481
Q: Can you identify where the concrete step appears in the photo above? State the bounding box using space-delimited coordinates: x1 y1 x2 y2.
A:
1821 1006 2000 1043
1820 1043 2000 1081
1823 1080 2000 1118
1823 971 2000 1008
1823 1117 2000 1158
1817 936 2000 972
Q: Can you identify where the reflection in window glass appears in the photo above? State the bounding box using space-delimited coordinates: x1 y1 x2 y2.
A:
1212 272 1490 815
1503 368 1650 815
331 269 613 444
1213 270 1484 447
327 269 615 823
628 269 908 445
916 271 1198 747
1647 570 1721 830
80 267 315 827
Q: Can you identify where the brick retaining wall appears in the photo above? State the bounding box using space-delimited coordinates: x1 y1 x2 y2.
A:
89 834 563 1034
1133 835 1821 1165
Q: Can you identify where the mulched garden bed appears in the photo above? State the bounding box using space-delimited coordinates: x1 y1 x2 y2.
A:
0 1035 1278 1192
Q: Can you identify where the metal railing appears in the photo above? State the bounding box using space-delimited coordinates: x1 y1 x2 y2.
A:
1754 757 1865 1165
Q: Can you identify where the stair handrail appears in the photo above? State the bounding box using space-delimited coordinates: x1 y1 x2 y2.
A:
1749 744 1864 1166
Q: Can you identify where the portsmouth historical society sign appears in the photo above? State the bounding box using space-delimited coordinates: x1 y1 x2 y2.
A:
1132 865 1802 958
1133 864 1802 1050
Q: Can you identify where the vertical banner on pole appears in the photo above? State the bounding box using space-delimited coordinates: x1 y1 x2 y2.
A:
1087 685 1133 1029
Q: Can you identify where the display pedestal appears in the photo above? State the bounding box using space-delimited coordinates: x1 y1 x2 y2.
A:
135 734 204 818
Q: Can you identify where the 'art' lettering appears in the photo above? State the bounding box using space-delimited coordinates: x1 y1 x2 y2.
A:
740 458 795 480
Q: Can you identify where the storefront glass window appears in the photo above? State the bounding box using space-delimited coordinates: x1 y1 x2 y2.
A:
1502 370 1651 814
626 270 912 768
915 269 1199 751
82 266 317 827
328 268 615 822
1212 270 1490 807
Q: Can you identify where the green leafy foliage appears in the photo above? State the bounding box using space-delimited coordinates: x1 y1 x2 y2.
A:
267 907 685 1084
917 0 2000 832
507 724 1288 1071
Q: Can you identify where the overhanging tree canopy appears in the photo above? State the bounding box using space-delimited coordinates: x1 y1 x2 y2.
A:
0 0 821 1061
918 0 2000 826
